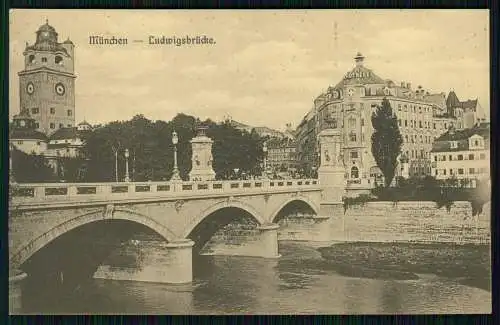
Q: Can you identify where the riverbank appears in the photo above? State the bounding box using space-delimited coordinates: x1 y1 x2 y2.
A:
317 242 491 291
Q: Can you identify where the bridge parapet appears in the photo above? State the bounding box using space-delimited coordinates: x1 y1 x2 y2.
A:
10 179 320 209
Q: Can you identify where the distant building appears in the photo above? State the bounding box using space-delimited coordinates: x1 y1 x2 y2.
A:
430 123 490 183
266 138 298 173
9 109 49 155
295 52 487 191
227 119 292 139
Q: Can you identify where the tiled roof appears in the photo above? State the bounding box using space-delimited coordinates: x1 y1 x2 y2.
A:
9 129 48 141
435 126 489 142
461 99 478 111
49 127 90 140
334 65 385 88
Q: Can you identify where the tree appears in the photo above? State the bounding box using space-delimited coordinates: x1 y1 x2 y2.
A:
11 148 56 183
371 98 403 187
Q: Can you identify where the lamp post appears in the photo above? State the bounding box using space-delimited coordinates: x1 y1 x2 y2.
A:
111 143 120 182
233 168 240 180
9 143 16 184
124 149 130 182
171 131 181 181
262 142 268 179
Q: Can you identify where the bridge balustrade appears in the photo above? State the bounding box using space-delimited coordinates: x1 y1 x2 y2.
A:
9 179 319 204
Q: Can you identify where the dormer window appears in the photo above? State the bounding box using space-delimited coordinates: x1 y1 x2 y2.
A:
29 55 35 63
450 141 458 149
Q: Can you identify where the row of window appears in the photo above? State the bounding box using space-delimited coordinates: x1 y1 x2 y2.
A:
404 150 430 159
32 107 73 116
50 123 72 129
434 153 487 161
404 134 435 144
398 119 450 130
28 55 64 65
435 167 488 176
397 104 431 114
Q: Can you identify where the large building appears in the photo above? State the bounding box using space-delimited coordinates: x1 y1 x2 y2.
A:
10 21 89 176
430 123 490 184
296 53 487 190
18 20 76 135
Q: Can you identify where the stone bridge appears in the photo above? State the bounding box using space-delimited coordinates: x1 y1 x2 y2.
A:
8 127 345 313
9 179 341 282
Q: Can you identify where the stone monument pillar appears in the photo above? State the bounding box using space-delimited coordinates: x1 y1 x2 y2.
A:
317 127 345 205
189 125 216 181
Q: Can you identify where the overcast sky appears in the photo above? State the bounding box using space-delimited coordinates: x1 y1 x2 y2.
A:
9 9 489 130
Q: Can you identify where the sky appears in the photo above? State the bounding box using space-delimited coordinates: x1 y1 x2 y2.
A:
9 9 490 131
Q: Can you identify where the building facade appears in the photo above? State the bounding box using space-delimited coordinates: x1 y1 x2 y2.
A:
295 53 485 190
18 20 76 136
430 123 490 184
266 138 298 174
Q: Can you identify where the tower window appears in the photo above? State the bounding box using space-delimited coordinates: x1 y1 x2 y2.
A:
50 107 55 114
41 57 47 63
55 56 63 64
31 107 39 114
29 55 35 63
50 123 55 129
67 110 72 116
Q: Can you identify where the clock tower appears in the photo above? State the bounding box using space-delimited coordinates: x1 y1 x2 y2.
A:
18 20 76 135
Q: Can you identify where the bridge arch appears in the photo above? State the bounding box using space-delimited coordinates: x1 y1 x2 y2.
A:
270 197 319 224
10 208 177 268
181 199 265 240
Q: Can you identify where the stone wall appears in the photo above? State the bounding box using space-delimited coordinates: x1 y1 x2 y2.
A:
324 201 490 244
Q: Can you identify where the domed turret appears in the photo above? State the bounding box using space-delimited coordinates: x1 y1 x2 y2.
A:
35 20 59 46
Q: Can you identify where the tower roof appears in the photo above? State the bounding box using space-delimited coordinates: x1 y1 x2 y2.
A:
25 20 69 55
334 53 385 88
446 91 461 109
37 20 57 34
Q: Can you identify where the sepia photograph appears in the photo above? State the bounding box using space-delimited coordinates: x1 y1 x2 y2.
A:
8 9 491 314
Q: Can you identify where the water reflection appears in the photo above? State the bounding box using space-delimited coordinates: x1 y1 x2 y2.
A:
21 241 490 315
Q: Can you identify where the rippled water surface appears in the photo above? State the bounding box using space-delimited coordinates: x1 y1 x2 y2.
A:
22 241 490 314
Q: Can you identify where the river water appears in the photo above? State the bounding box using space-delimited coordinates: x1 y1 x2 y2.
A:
21 241 490 314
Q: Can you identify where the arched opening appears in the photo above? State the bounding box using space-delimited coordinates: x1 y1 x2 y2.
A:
272 199 317 224
19 219 167 313
28 54 35 64
187 207 261 255
55 55 63 64
351 166 359 179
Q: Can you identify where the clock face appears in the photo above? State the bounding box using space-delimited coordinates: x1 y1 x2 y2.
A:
55 83 65 96
26 82 34 95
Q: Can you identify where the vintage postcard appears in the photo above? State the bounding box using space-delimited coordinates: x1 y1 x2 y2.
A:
8 9 491 314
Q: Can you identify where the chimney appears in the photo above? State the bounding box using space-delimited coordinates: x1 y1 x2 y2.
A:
401 82 405 88
407 83 411 90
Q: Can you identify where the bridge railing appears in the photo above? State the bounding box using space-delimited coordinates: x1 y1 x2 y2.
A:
9 179 320 203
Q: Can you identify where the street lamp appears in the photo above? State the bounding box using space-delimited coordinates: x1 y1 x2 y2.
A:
124 149 130 182
171 130 181 181
233 168 240 180
111 143 120 183
9 143 16 184
262 142 269 179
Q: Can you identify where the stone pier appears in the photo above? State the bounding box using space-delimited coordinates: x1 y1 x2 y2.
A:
9 270 27 314
278 215 332 242
203 223 281 258
94 239 194 284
